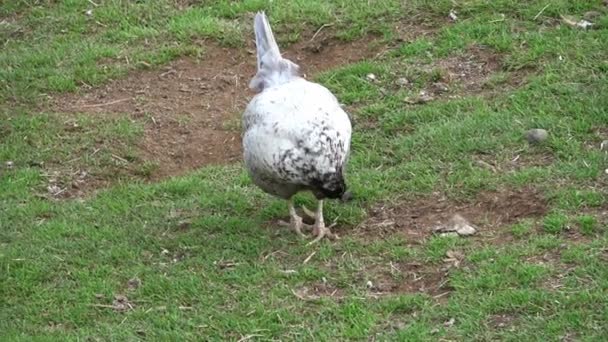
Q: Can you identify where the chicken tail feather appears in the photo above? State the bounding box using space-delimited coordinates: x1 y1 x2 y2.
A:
250 11 299 92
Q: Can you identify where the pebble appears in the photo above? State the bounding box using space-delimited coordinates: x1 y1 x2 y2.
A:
395 78 409 86
432 82 449 93
525 128 548 144
433 214 477 236
450 214 477 236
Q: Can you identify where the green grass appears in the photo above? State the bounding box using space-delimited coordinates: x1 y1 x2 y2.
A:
2 0 608 340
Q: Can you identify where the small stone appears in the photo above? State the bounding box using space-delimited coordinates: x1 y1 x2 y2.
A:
47 184 63 196
448 10 458 22
366 73 376 81
395 78 409 86
600 140 608 151
418 91 434 103
405 91 434 104
433 214 477 236
444 318 456 327
525 128 548 144
450 215 477 236
85 9 93 16
432 82 449 93
576 20 594 29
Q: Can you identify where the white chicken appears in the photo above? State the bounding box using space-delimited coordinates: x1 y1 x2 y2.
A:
242 12 352 243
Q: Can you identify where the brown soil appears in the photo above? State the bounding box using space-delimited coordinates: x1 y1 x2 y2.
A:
51 35 381 180
371 261 453 298
354 187 548 244
266 187 565 299
487 314 517 330
292 281 345 301
397 44 514 105
437 45 502 93
319 187 548 299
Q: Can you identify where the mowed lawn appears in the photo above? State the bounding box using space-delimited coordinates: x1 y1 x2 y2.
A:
1 0 608 340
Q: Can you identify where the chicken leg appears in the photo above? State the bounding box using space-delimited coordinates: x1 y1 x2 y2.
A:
307 200 339 244
278 198 310 238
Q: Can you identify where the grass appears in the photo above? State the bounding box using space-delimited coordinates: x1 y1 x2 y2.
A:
1 0 608 340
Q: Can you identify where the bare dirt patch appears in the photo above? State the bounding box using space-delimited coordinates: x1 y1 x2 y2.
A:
51 35 381 180
292 281 346 301
292 261 451 300
437 45 502 94
370 261 453 298
474 149 555 175
354 187 548 244
337 188 547 300
487 313 517 330
397 45 516 104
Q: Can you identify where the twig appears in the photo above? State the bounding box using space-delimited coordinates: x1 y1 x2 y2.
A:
111 154 129 163
66 156 82 164
302 251 316 264
81 98 131 108
533 4 550 20
291 289 318 301
160 69 177 78
87 0 100 6
310 23 334 42
433 291 451 299
51 188 67 197
237 335 263 342
262 249 285 261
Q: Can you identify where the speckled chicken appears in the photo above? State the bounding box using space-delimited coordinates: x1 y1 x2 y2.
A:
242 12 352 243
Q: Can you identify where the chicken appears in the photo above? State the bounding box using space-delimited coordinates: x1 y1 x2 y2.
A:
242 12 352 243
